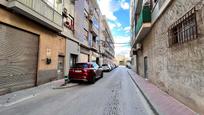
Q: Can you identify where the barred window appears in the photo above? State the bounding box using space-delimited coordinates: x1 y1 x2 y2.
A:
168 7 198 47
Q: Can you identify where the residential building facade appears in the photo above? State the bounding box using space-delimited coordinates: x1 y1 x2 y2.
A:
75 0 101 65
62 0 80 78
0 0 66 95
100 16 115 65
0 0 115 95
130 0 204 114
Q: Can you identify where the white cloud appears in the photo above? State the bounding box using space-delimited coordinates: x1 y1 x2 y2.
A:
120 1 129 10
116 22 122 27
123 26 130 33
98 0 120 21
98 0 129 21
114 35 130 44
115 46 130 58
113 35 131 58
108 21 122 30
108 21 117 30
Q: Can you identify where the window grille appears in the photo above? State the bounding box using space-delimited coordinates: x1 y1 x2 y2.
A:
168 7 198 47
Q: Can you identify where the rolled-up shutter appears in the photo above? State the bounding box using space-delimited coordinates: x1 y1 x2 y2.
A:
0 24 39 94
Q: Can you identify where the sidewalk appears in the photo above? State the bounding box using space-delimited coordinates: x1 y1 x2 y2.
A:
127 69 198 115
0 79 76 107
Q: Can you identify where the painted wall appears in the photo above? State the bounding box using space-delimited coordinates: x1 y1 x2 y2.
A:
0 7 66 85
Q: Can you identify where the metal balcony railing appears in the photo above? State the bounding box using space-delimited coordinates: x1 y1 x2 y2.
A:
90 24 99 36
8 0 62 27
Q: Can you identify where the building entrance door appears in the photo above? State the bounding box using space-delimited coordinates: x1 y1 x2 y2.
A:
57 56 65 79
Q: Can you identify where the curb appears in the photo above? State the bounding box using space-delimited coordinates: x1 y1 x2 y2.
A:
0 79 65 106
52 83 79 89
127 70 159 115
127 70 198 115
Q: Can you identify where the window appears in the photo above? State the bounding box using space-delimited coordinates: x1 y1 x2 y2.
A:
93 35 97 42
43 0 63 14
70 54 78 68
84 9 89 18
168 7 198 47
93 16 99 29
72 63 88 68
55 0 63 13
84 29 89 40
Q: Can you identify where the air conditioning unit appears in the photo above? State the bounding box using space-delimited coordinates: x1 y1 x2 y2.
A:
136 43 142 50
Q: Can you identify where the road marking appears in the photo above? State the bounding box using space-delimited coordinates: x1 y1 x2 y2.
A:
2 95 36 107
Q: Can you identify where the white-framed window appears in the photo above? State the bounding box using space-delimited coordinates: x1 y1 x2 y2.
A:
43 0 63 14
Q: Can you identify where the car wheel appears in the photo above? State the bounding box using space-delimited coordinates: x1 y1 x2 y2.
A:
100 72 103 78
90 76 96 84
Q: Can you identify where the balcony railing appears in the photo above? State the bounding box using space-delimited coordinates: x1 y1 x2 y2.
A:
136 5 151 35
90 24 99 36
8 0 63 31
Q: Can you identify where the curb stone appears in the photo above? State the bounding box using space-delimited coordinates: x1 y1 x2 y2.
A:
127 70 197 115
127 70 159 115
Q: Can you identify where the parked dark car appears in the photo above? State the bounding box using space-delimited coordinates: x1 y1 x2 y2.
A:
101 64 112 72
126 64 131 69
69 62 103 83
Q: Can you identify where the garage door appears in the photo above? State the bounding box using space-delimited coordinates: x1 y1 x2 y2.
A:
79 53 89 62
0 24 39 94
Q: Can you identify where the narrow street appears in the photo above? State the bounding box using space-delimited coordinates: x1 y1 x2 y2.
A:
0 67 154 115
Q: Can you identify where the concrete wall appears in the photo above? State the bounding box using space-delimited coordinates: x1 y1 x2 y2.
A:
136 0 204 114
65 39 80 75
75 0 86 43
0 7 66 85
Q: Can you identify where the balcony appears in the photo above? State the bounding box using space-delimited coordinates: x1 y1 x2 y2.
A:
8 0 63 32
132 5 151 46
105 42 115 57
90 24 99 36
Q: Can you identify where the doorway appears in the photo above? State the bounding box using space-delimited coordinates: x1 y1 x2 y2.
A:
57 56 65 79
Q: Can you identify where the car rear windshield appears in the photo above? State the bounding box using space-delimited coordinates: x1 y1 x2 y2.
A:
72 63 88 68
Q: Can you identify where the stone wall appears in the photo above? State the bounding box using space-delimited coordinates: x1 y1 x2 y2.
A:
137 0 204 114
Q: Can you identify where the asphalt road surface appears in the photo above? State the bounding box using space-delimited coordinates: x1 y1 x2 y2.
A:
0 67 154 115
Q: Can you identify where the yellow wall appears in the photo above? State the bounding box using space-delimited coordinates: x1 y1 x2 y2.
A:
0 7 66 71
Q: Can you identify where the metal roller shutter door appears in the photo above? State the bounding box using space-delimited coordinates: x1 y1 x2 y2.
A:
0 24 39 94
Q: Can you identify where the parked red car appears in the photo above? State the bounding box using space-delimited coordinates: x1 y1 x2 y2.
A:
69 62 103 83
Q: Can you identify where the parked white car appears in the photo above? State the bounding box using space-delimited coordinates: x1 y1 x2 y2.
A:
101 64 112 72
